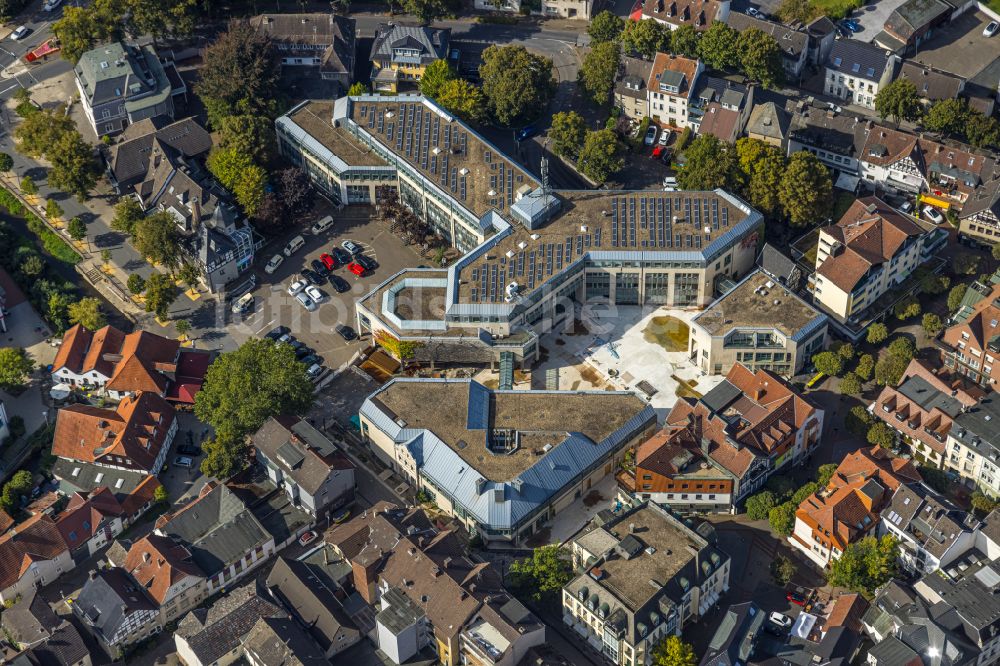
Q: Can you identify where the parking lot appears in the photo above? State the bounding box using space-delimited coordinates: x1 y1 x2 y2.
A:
908 10 1000 79
229 208 426 375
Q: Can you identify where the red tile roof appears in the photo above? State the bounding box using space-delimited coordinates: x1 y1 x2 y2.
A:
56 489 125 549
641 0 723 29
124 534 204 605
0 514 69 591
647 52 700 99
698 103 741 143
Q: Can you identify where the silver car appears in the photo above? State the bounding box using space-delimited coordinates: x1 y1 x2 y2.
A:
295 292 317 312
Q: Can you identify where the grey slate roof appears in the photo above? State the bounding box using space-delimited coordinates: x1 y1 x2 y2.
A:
746 102 790 143
376 586 424 635
53 458 151 499
885 0 950 41
2 589 60 647
615 56 654 100
28 622 90 666
868 635 920 665
75 42 171 111
107 117 212 187
882 482 976 560
726 13 807 60
788 103 868 155
950 396 1000 462
176 579 285 665
898 61 964 101
252 416 349 496
700 602 764 666
897 375 965 417
827 40 892 81
960 177 1000 221
74 568 156 644
265 556 359 654
251 13 356 76
694 76 748 110
242 616 327 666
371 24 450 66
158 483 270 576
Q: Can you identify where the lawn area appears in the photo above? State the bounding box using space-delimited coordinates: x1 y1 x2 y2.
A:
832 191 856 221
986 0 1000 14
814 0 862 19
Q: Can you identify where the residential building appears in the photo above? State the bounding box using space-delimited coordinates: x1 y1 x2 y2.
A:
2 588 91 666
620 364 823 512
700 602 764 666
745 102 790 150
896 60 965 107
359 379 656 543
692 77 753 144
0 514 71 602
726 13 808 81
647 53 703 129
945 396 1000 496
869 358 983 468
370 24 450 93
873 0 952 54
73 568 160 656
51 391 176 475
473 0 594 18
241 616 327 666
328 502 544 666
174 579 285 666
104 117 212 195
811 197 943 330
250 13 356 88
958 176 1000 247
51 324 211 403
614 56 654 121
123 534 207 625
277 95 766 369
74 41 183 137
265 556 360 659
689 269 828 377
153 482 275 595
640 0 731 31
881 482 980 574
789 446 921 567
56 486 160 562
251 416 356 518
824 41 897 110
805 16 837 66
185 200 265 293
940 279 1000 388
786 102 867 187
563 502 730 666
52 458 159 507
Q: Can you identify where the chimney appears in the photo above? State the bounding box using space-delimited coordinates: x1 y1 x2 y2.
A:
417 536 425 549
443 556 452 568
143 552 151 563
629 522 636 534
754 385 765 401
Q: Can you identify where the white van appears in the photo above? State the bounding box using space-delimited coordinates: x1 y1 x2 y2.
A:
283 235 305 257
231 293 254 314
310 215 334 234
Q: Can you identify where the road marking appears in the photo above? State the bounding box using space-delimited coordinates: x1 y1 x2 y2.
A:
255 319 275 334
0 82 20 94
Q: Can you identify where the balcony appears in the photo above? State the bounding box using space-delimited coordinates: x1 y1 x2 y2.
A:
462 621 511 665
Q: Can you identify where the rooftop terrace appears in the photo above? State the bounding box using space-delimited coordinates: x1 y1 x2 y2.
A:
693 270 824 337
285 101 387 168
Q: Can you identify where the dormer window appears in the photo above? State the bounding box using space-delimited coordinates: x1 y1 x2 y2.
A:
833 56 842 67
865 67 875 77
851 63 860 73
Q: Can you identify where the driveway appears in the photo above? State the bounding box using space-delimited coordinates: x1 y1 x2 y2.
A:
908 10 1000 80
849 0 908 42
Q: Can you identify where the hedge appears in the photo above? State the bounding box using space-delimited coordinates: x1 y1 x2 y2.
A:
0 186 80 265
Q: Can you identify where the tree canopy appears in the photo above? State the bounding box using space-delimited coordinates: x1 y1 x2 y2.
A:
0 347 33 392
698 21 739 70
737 28 784 88
651 636 698 666
217 114 276 165
779 151 832 225
132 212 181 270
419 59 455 99
827 535 898 597
670 25 700 58
678 134 738 191
588 10 625 43
621 19 667 59
580 41 621 105
143 273 177 321
874 78 922 125
207 146 268 217
436 79 487 123
67 297 106 330
507 545 573 602
111 198 144 235
479 45 555 127
550 111 587 160
578 129 624 183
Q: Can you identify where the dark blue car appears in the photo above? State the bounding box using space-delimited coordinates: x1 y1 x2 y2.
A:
516 125 538 142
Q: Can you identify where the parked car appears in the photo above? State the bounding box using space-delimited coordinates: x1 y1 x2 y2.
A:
769 612 793 628
347 262 366 277
652 145 666 160
663 176 678 188
287 280 307 296
516 125 537 142
898 200 914 214
658 129 672 145
922 205 944 225
283 235 305 257
10 26 29 40
174 456 193 468
298 530 318 547
329 274 350 293
335 324 357 341
320 253 337 271
301 268 324 286
644 125 658 145
332 247 352 265
985 21 999 37
745 7 762 17
332 508 351 524
787 591 808 606
278 333 294 344
294 346 314 360
301 354 324 367
341 239 362 256
288 340 307 352
296 292 317 311
230 293 254 315
310 215 334 234
265 326 290 341
355 254 377 272
177 444 201 456
840 18 861 32
305 285 324 303
310 259 330 277
264 254 284 275
307 363 324 378
43 0 64 11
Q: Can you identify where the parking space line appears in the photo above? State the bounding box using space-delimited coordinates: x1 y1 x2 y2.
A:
255 319 275 335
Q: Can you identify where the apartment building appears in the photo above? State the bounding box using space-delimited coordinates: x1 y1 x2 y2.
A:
881 482 980 574
689 76 752 143
745 102 790 150
614 57 654 121
57 486 161 561
563 502 730 666
688 269 828 377
250 13 356 88
945 397 1000 497
960 176 1000 247
73 568 161 657
647 53 703 129
726 13 808 81
369 24 450 93
896 60 965 107
874 0 952 54
812 197 939 328
786 102 867 186
941 280 1000 388
472 0 593 18
824 40 897 110
789 447 920 568
640 0 731 31
0 514 72 602
359 379 656 544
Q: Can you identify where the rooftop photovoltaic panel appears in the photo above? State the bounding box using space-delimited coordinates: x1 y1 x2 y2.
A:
517 252 524 276
460 176 467 200
444 126 451 148
451 168 457 192
594 228 602 247
507 169 513 206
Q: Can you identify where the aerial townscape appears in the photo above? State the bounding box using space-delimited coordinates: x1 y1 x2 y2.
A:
0 0 1000 664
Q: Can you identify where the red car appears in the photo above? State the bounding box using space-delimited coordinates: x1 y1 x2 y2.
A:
320 253 336 271
348 262 366 277
787 591 808 606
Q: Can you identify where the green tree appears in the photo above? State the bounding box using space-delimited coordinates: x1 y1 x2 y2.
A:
419 59 456 99
46 131 99 200
670 25 700 58
866 322 889 344
133 212 181 270
67 297 106 330
888 337 915 363
178 263 200 291
200 436 246 480
13 106 74 159
0 348 33 392
992 244 1000 262
479 45 555 127
840 372 862 395
827 535 898 597
745 490 776 520
856 354 875 381
947 284 968 312
206 146 268 216
67 217 87 242
0 152 13 175
175 319 191 339
875 353 909 386
53 0 123 64
966 112 1000 149
771 555 797 585
195 20 280 128
580 41 620 105
735 137 786 216
922 312 943 337
347 82 369 96
874 78 922 125
920 273 950 295
893 296 921 320
0 470 33 512
837 342 855 361
100 249 112 266
45 199 63 220
400 0 449 23
922 98 969 138
847 404 875 436
507 545 573 602
144 273 177 321
697 21 739 70
111 198 144 235
867 421 895 449
812 350 844 377
768 502 797 536
776 0 820 23
588 10 625 43
578 129 623 183
678 134 738 191
972 491 998 516
817 463 838 487
550 111 587 160
218 114 275 165
20 176 37 196
194 338 314 449
738 28 784 88
621 18 667 59
19 255 43 278
436 79 487 123
779 151 832 225
127 273 146 295
651 636 697 666
952 253 980 276
153 485 169 504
